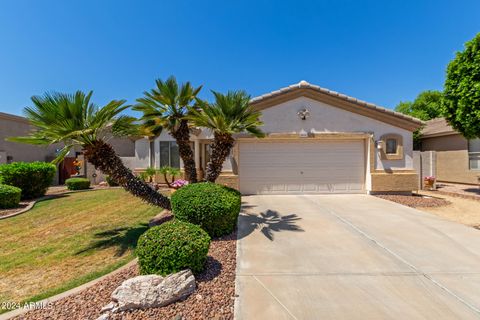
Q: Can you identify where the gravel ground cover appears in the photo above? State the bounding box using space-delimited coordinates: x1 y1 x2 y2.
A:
16 232 237 320
375 194 451 208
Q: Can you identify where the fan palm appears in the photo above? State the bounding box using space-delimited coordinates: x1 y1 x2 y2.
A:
8 91 171 210
134 76 202 183
188 90 265 182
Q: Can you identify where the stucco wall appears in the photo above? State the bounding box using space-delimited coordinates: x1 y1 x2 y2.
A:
0 114 58 163
258 97 413 170
422 134 467 152
436 150 480 185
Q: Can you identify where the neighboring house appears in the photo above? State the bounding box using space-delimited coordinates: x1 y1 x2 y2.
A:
0 111 58 164
420 117 480 185
0 111 136 184
134 81 423 194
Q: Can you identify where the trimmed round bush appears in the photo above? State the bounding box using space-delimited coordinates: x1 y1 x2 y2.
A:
0 184 21 209
136 220 211 275
171 182 241 237
0 162 56 199
65 177 91 190
105 175 119 187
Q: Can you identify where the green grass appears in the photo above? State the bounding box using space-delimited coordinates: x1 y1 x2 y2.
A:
0 189 160 311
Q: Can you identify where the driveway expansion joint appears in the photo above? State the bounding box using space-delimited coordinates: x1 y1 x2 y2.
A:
252 275 298 320
301 196 480 316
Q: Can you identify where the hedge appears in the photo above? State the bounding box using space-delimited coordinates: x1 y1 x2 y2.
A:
0 162 56 199
171 182 241 237
65 177 91 190
136 220 211 275
0 184 22 209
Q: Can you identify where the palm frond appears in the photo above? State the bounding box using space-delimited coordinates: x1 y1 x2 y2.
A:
9 91 130 149
135 76 202 135
187 90 264 137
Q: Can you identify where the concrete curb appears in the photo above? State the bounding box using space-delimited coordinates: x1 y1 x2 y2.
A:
0 196 52 220
0 259 138 320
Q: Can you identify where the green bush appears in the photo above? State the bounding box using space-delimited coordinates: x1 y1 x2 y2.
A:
136 220 211 275
0 162 56 199
171 182 241 237
105 175 119 187
65 177 91 190
0 184 22 209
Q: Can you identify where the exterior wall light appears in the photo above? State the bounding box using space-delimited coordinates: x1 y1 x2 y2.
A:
297 108 310 120
375 140 383 149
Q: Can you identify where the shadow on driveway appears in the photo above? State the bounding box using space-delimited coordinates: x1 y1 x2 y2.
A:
237 209 304 241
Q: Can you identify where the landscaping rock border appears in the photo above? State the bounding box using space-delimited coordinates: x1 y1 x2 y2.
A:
12 232 237 320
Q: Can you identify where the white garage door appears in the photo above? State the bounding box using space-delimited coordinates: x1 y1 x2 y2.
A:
238 140 365 194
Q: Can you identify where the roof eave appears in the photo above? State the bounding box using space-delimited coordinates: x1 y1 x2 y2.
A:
250 83 424 132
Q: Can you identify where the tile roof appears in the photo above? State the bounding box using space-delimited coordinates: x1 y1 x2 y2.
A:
420 117 457 137
250 80 424 126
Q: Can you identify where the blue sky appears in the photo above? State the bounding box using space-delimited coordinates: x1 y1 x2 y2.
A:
0 0 479 117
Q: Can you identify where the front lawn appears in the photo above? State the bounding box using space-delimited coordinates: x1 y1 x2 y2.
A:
0 189 159 310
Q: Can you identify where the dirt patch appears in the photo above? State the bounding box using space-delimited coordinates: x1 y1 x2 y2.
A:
17 232 237 320
419 191 480 228
375 194 451 208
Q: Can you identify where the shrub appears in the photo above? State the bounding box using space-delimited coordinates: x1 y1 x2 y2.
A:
0 162 56 199
105 175 119 187
136 220 211 275
0 184 21 209
171 182 241 237
65 177 91 190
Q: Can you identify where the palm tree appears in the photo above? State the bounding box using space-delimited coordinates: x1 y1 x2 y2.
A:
134 76 202 183
8 91 172 210
188 90 265 182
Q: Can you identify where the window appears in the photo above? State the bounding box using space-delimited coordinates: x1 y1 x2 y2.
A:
159 141 180 168
468 139 480 170
386 139 398 154
379 134 403 160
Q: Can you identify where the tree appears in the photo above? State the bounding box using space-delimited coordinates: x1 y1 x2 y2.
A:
443 33 480 139
134 76 202 183
394 90 443 121
188 90 264 182
8 91 172 210
395 90 444 149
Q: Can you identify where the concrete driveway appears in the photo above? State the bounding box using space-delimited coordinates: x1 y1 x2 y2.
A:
235 195 480 319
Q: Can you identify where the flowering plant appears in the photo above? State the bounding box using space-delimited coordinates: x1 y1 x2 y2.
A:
73 159 82 175
424 176 436 183
171 179 189 189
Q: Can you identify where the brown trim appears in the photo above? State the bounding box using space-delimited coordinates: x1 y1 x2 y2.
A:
0 112 30 124
250 87 422 131
421 132 459 139
236 132 371 142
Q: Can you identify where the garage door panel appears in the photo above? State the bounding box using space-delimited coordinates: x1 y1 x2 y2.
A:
239 140 365 194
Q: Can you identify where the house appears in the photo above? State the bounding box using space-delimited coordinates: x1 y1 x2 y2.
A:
420 117 480 185
0 112 58 164
0 111 136 184
134 81 423 194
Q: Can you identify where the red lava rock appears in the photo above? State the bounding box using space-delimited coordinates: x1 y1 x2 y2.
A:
375 194 451 208
17 232 237 320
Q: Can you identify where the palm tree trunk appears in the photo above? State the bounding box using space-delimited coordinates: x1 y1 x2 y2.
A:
171 120 197 183
84 140 171 210
205 132 235 182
